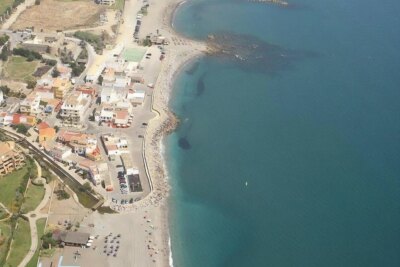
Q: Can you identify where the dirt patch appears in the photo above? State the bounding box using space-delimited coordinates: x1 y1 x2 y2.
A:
45 181 90 231
10 0 105 31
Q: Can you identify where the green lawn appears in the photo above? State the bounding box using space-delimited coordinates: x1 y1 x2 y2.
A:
0 0 13 16
111 0 125 11
0 206 10 220
122 47 146 62
0 165 30 211
4 56 39 81
0 221 12 265
26 218 46 267
4 218 31 267
21 184 45 214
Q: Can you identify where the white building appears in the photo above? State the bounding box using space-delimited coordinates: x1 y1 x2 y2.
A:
127 89 145 105
120 154 139 175
100 87 120 104
48 144 72 162
59 91 91 127
86 58 105 83
101 134 129 156
114 75 131 88
19 93 41 115
89 162 108 185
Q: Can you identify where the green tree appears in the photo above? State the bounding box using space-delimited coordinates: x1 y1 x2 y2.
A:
26 78 37 89
0 85 10 95
51 68 60 78
15 124 29 135
41 232 57 249
0 35 9 46
0 46 9 61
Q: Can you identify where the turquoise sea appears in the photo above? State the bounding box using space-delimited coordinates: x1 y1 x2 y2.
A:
167 0 400 266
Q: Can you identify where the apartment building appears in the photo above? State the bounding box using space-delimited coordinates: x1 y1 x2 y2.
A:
53 78 72 99
59 91 91 127
19 92 41 115
0 141 25 176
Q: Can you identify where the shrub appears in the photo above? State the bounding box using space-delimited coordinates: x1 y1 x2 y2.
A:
41 232 57 249
55 189 70 200
0 35 10 46
0 86 10 95
0 45 9 61
15 124 29 135
13 48 42 60
51 68 60 78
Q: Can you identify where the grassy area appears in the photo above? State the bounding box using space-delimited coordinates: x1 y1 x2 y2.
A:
0 206 10 220
0 0 14 16
0 221 12 264
0 164 31 211
21 183 45 214
4 56 39 82
111 0 125 11
40 248 55 258
26 218 46 267
4 218 31 267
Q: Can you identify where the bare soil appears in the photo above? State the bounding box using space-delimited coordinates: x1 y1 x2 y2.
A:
10 0 106 31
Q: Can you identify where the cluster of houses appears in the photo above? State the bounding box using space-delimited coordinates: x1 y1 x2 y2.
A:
1 34 151 195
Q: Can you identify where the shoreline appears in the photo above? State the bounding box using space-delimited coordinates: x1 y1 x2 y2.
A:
141 0 208 266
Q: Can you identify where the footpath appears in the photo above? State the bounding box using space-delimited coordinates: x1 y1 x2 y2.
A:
18 161 54 267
